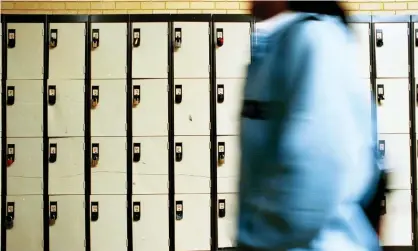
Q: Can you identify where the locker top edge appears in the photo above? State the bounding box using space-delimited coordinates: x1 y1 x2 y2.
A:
3 14 46 23
372 15 411 23
90 14 129 23
130 14 170 23
347 14 371 23
212 14 253 23
171 14 211 22
48 15 88 23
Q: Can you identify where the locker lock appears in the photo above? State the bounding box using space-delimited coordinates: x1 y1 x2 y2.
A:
416 85 418 103
380 195 386 216
175 85 182 104
7 86 15 106
176 201 183 220
91 86 99 109
92 29 100 49
415 29 418 47
49 143 58 163
218 199 226 218
91 143 100 167
377 84 385 104
376 29 384 48
217 85 224 103
133 143 141 163
216 28 224 47
133 201 141 222
218 142 225 166
91 202 99 222
133 28 140 48
48 85 57 106
50 29 58 48
49 201 58 226
7 29 16 49
378 140 385 159
7 144 15 167
175 142 183 162
174 28 182 49
6 202 15 230
133 85 140 107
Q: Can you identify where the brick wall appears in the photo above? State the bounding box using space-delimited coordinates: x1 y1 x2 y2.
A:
0 1 417 15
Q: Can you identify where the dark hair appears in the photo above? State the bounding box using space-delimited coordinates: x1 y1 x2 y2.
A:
287 1 348 26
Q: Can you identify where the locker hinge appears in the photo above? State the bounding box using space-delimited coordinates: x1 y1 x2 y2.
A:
41 200 44 209
209 122 211 130
168 238 170 246
84 28 87 36
410 121 411 128
125 66 127 74
411 177 413 184
368 28 370 36
84 240 86 247
42 241 44 248
409 65 411 74
167 65 169 73
168 199 169 208
208 65 210 73
167 123 169 132
167 26 169 35
209 180 211 188
41 143 44 151
125 123 128 131
83 201 85 208
209 141 211 149
83 85 85 93
249 27 251 35
210 238 212 246
167 141 169 150
41 125 44 133
83 66 86 74
126 239 128 247
42 29 44 36
126 181 128 190
83 124 86 132
208 26 210 35
41 182 44 191
167 84 169 92
369 65 371 74
83 181 85 189
42 66 44 75
167 181 169 190
125 142 128 150
83 142 85 150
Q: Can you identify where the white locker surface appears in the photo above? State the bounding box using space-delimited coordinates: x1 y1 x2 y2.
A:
173 22 210 79
132 195 169 251
48 80 85 137
49 23 86 80
381 190 412 246
7 23 44 80
175 194 211 251
49 195 85 251
7 80 43 138
6 195 43 251
378 134 411 190
7 138 43 195
374 23 409 78
132 22 168 79
215 22 251 79
174 79 210 136
132 79 168 137
91 80 127 137
91 137 127 195
376 79 409 134
217 136 239 193
48 137 85 195
218 194 238 249
351 23 371 79
91 23 127 79
174 136 210 194
132 137 168 195
90 195 127 251
216 79 245 136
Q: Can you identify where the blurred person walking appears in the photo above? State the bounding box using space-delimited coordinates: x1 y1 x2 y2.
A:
237 1 382 251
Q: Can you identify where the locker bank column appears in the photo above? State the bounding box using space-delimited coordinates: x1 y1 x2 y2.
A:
47 15 88 251
212 14 251 250
372 15 414 248
172 15 211 251
4 15 45 251
89 15 128 251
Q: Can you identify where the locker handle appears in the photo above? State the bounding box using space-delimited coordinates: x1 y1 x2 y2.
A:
133 143 141 162
176 201 183 220
133 28 140 47
175 85 182 104
49 143 57 163
48 86 57 106
50 29 58 48
92 86 99 109
91 143 99 167
133 201 141 221
377 84 384 104
174 28 182 49
91 202 99 221
218 142 225 166
376 29 383 47
133 85 140 107
217 85 224 103
7 144 15 167
218 199 226 218
49 201 58 225
6 202 15 229
92 29 100 49
6 86 15 106
216 28 224 47
7 29 16 48
175 143 183 162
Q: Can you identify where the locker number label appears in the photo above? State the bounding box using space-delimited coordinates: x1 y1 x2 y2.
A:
218 145 225 152
92 89 99 96
218 88 224 95
175 88 181 95
92 205 98 213
176 145 182 153
7 205 14 213
219 202 225 210
134 205 140 212
134 146 140 153
93 146 99 154
50 205 57 212
176 204 182 211
134 88 140 95
8 147 14 154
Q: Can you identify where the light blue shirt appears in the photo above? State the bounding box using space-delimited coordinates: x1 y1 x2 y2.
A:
237 12 381 251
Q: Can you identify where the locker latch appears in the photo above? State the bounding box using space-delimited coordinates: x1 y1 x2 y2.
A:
133 85 140 107
133 143 141 162
92 29 100 49
133 28 140 48
217 85 224 103
176 201 183 220
133 201 141 222
174 28 182 49
7 144 15 167
218 199 226 218
376 29 383 48
380 195 386 215
415 29 418 47
378 140 385 158
91 202 99 221
7 86 15 106
91 86 99 109
50 29 58 48
7 29 16 48
48 85 57 106
377 84 384 104
49 143 57 163
6 202 15 230
175 142 183 162
91 143 99 167
218 142 225 166
175 85 182 104
49 201 58 225
216 28 224 47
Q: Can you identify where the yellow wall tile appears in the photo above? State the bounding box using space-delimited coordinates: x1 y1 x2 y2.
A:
166 1 190 9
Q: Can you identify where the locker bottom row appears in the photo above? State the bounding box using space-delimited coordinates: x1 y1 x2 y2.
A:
3 193 237 251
